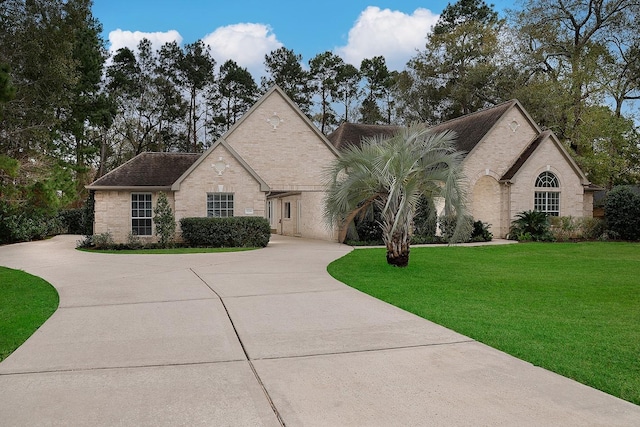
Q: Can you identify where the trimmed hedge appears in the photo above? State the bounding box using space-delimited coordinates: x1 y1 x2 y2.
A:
180 217 271 248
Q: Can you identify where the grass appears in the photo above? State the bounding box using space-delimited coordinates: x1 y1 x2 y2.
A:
0 267 59 362
79 247 258 254
327 242 640 406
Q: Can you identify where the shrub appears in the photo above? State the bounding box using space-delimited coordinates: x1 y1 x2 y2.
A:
438 214 473 243
605 186 640 241
413 196 437 239
580 217 605 240
153 192 176 247
0 201 63 244
508 210 554 241
58 209 84 234
180 217 271 248
91 232 114 249
470 220 493 242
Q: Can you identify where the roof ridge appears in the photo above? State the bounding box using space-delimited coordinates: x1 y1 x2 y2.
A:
431 99 517 128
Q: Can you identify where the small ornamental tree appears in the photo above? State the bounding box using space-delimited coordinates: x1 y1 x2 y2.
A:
153 192 176 247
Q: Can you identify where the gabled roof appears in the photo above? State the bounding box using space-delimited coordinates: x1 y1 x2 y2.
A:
87 152 200 190
172 138 269 191
328 100 524 155
501 131 550 181
226 85 341 157
500 130 591 186
428 100 518 154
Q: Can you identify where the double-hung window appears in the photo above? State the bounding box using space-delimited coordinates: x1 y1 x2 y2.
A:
534 172 560 216
207 193 234 217
131 193 153 235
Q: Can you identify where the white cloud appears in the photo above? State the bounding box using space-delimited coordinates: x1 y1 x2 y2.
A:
107 29 183 55
335 7 439 71
202 23 283 78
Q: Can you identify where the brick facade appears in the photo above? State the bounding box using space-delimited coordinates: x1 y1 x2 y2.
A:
90 88 593 243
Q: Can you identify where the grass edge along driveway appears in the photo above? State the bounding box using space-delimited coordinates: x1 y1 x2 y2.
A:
327 242 640 406
0 267 59 362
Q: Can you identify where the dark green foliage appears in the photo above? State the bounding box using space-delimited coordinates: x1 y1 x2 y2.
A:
470 220 493 242
153 192 176 247
0 201 63 244
180 217 271 248
438 214 473 243
58 209 84 234
605 186 640 241
508 210 553 241
80 191 95 235
413 196 437 238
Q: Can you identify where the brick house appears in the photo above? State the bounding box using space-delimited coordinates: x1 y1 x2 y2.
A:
328 100 597 238
87 87 595 242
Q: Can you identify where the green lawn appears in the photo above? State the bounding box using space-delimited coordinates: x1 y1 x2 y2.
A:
327 242 640 405
0 267 59 362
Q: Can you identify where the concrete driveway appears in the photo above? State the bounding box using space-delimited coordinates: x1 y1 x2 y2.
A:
0 235 638 426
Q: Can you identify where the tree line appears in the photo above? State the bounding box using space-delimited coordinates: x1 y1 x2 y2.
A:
1 0 639 223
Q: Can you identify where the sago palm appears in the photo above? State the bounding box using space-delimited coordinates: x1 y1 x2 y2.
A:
324 123 469 267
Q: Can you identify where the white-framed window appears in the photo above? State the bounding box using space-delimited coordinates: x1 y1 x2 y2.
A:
534 171 560 216
131 193 153 235
207 193 234 217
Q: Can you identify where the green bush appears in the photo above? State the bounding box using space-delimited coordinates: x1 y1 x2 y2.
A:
470 220 493 242
580 217 605 240
413 196 437 239
180 217 271 248
605 186 640 241
58 209 84 234
153 192 176 247
438 214 473 243
0 200 63 244
508 210 554 241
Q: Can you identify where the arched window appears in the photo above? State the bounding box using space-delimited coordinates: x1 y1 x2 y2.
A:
534 172 560 216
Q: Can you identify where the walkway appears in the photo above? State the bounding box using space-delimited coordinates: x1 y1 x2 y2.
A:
0 235 638 426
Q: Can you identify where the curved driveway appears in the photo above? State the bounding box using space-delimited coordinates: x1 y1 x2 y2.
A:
1 235 639 426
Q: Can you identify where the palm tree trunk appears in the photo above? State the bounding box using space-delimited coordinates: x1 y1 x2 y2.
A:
386 233 410 267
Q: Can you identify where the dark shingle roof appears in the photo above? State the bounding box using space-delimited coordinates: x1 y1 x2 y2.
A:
328 100 517 155
327 123 401 150
500 131 549 181
428 100 516 154
88 152 201 188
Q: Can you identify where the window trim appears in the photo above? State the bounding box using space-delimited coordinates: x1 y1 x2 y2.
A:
131 192 153 236
207 193 234 218
534 172 560 216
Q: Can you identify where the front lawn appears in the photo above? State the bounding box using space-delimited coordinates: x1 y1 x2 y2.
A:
327 242 640 405
0 267 59 362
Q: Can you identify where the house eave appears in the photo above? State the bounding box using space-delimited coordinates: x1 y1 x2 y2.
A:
85 185 173 192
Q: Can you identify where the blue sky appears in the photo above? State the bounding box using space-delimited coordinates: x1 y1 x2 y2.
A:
92 1 512 77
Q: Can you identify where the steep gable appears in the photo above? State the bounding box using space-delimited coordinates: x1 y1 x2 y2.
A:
87 152 200 189
172 139 269 191
220 86 340 191
501 130 590 185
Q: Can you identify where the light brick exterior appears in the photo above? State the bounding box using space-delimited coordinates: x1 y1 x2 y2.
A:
91 87 338 243
463 107 592 238
91 89 592 243
93 190 176 243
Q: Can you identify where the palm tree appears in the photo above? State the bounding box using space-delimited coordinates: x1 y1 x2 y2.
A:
324 123 469 267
